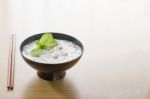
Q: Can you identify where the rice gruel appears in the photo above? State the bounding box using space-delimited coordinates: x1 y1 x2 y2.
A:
22 39 82 64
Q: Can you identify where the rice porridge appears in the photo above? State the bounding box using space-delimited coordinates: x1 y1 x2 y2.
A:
22 39 82 64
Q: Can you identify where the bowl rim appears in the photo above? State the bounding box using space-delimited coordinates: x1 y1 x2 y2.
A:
20 32 84 65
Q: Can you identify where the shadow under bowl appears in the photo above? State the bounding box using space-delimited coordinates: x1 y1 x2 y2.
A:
20 33 84 81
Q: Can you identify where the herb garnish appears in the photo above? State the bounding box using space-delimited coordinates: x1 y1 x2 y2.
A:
31 33 58 57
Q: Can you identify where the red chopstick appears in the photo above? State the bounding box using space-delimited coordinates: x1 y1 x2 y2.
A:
7 34 16 90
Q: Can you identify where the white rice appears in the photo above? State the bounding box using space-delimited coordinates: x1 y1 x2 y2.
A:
22 39 82 64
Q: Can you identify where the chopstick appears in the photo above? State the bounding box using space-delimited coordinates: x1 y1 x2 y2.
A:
7 34 16 90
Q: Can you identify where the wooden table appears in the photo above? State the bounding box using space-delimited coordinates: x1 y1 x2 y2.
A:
1 0 150 99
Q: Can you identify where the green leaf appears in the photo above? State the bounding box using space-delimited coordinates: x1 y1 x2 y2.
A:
40 33 54 44
31 48 43 57
35 40 42 48
39 33 58 49
31 33 58 57
43 40 58 49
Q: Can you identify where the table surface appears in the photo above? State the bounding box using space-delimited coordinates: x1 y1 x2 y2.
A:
1 0 150 99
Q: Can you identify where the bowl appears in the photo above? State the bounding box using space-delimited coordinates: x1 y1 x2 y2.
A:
20 32 84 81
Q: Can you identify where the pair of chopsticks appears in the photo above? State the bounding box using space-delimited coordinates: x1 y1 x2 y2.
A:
7 34 16 90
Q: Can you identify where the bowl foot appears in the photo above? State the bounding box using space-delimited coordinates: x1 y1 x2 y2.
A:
37 71 66 81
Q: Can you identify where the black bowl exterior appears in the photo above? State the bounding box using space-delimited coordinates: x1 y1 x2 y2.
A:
20 33 84 74
22 55 82 73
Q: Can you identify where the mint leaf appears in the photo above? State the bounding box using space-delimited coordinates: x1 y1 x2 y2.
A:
31 48 43 57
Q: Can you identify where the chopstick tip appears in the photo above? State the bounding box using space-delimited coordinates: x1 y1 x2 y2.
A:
7 87 13 91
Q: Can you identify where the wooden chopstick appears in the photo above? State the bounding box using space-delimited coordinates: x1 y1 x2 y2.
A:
7 34 16 90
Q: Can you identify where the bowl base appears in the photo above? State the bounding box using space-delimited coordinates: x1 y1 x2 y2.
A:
37 71 66 81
